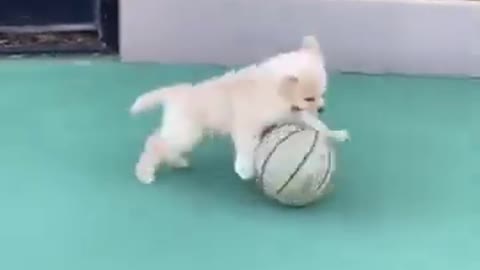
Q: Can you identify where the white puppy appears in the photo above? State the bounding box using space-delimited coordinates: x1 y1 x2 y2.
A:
130 35 349 184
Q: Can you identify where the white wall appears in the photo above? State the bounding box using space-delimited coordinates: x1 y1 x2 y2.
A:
120 0 480 77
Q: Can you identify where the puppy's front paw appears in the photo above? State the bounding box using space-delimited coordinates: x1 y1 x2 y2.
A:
331 130 350 142
135 164 156 184
234 159 255 181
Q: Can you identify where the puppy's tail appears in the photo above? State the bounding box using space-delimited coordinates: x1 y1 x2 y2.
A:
130 83 191 115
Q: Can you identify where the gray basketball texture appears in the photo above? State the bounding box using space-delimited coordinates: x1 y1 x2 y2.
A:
254 124 335 206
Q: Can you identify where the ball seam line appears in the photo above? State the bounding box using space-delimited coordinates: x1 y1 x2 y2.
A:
257 129 304 189
316 150 333 191
258 123 292 141
276 130 319 195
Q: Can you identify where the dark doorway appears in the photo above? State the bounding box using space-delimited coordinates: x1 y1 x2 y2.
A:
0 0 96 26
0 0 118 54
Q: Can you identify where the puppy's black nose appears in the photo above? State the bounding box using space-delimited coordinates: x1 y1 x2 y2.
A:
317 107 325 113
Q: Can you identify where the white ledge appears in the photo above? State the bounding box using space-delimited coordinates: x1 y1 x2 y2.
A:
120 0 480 77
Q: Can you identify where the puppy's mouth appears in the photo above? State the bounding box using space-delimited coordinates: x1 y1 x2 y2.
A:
291 106 301 112
291 106 325 114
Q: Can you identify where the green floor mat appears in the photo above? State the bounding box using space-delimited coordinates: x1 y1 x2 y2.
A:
0 57 479 270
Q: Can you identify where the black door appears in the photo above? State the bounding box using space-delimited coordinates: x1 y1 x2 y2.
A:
0 0 96 26
0 0 118 54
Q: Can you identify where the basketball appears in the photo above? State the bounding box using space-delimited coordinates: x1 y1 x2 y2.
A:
254 123 335 207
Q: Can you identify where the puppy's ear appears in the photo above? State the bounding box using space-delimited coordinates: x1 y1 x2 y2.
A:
301 35 320 54
278 75 299 101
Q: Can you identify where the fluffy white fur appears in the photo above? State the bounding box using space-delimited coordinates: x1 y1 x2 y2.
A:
130 35 349 184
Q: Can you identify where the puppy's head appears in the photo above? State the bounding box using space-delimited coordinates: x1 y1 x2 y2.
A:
279 73 326 114
277 35 328 114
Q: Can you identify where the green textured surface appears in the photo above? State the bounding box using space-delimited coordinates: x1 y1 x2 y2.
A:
0 58 479 270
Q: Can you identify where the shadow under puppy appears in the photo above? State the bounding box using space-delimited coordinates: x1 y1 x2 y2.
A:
130 35 349 184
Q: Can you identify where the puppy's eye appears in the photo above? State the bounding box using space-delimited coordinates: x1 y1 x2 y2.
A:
304 97 315 102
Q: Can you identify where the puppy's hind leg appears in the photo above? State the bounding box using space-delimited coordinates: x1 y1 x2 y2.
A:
135 130 169 184
135 107 203 184
160 112 203 170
